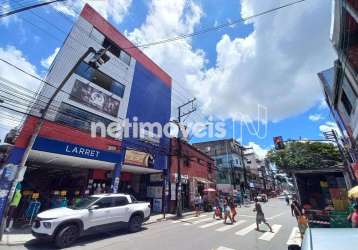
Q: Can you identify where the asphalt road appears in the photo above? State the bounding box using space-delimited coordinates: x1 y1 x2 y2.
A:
1 198 298 250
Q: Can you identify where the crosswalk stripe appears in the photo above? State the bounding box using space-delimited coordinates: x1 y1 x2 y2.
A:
235 223 256 236
258 224 282 241
172 214 207 223
215 220 246 232
286 227 301 246
199 220 223 228
183 217 213 226
215 246 235 250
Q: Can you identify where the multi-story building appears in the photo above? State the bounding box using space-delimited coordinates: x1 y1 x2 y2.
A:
169 139 215 212
0 3 172 219
318 0 358 179
193 139 245 193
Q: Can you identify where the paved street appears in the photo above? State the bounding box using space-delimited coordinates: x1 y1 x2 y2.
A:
1 199 298 250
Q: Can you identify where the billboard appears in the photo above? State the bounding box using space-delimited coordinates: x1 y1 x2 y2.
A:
70 80 120 117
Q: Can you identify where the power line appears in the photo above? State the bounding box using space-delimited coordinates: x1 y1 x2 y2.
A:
123 0 306 49
0 0 66 18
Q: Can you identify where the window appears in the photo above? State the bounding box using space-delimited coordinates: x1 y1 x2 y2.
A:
103 37 131 65
95 197 114 209
113 197 129 206
75 61 125 98
341 90 353 115
55 103 113 133
130 195 137 203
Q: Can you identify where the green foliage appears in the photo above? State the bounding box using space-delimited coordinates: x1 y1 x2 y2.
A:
267 141 342 171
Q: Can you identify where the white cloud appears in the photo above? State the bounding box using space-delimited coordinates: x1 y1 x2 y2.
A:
246 142 269 160
125 0 335 123
319 121 341 137
52 0 132 23
0 0 21 27
41 47 60 69
0 46 41 139
309 113 324 122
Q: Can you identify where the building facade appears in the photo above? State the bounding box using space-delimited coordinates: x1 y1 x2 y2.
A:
169 139 215 212
193 139 245 194
0 3 172 221
318 0 358 180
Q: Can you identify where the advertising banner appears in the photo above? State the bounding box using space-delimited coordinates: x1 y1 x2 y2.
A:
70 80 120 117
124 150 153 167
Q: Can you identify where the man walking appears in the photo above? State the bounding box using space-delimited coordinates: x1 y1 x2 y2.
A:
253 198 273 232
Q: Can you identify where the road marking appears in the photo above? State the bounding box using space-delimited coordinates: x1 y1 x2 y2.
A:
215 220 246 232
258 224 282 241
267 212 286 220
235 223 256 236
172 214 207 223
236 214 255 218
183 217 213 226
215 246 236 250
286 227 302 246
199 220 223 228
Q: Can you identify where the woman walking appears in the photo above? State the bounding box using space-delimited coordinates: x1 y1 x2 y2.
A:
223 197 233 224
229 197 237 222
253 198 273 232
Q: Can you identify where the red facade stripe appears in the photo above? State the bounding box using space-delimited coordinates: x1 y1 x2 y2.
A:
80 4 172 87
15 116 121 151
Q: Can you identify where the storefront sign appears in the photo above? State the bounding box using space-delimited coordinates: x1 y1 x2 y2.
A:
124 150 153 167
33 137 121 163
70 80 120 117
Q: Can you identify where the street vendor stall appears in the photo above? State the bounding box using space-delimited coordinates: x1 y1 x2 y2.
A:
291 167 352 228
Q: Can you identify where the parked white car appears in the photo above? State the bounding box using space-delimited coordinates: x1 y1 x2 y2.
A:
32 194 151 248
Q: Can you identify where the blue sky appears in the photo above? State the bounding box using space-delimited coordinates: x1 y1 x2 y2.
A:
0 0 338 157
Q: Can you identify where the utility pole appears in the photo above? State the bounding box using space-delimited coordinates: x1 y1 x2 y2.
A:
0 47 111 239
0 0 65 18
239 146 252 197
176 98 196 217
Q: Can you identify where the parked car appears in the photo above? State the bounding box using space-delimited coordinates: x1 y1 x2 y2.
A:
32 194 151 248
288 228 358 250
256 194 268 202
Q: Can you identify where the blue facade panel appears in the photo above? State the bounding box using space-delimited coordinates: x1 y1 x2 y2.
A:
125 62 172 170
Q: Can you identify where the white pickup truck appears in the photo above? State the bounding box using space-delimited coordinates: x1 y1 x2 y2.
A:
32 193 151 248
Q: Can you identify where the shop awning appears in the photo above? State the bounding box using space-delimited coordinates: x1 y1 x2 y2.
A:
121 164 162 174
193 177 213 184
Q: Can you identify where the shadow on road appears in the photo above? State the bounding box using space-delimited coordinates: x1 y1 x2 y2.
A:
22 227 149 249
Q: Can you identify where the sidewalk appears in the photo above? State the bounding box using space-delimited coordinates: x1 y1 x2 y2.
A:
0 211 196 246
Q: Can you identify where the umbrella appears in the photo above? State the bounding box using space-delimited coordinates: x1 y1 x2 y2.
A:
348 185 358 198
203 188 216 192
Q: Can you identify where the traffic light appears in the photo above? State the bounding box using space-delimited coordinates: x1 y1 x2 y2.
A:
273 136 284 150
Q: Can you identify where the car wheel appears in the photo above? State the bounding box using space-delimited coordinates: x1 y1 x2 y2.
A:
54 224 79 248
128 215 143 233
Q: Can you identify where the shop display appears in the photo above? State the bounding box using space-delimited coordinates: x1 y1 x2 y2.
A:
25 192 41 225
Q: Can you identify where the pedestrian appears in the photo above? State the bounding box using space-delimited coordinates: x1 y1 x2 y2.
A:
236 192 242 208
291 200 302 221
253 198 273 232
213 196 222 219
347 204 358 228
285 194 290 206
194 194 202 217
223 197 233 224
229 197 237 223
297 211 308 238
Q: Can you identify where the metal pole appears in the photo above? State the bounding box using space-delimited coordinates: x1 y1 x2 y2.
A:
0 47 96 240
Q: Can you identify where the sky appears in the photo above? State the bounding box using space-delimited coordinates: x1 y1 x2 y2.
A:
0 0 340 159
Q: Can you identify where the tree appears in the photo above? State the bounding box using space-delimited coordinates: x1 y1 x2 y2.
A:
267 141 342 171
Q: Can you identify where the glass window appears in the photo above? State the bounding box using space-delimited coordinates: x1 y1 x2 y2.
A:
130 195 137 203
71 197 99 210
94 197 114 209
75 61 125 98
55 102 113 133
341 90 353 115
119 50 131 65
113 197 129 206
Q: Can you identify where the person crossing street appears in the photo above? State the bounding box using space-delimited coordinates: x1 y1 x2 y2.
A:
254 198 273 232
